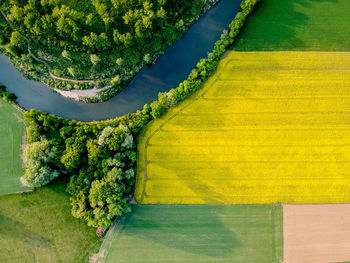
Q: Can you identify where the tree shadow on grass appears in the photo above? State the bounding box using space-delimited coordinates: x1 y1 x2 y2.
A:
111 205 241 260
103 205 280 262
0 212 52 248
233 0 339 51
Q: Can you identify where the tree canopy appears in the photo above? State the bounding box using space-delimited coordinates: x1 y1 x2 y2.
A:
1 0 216 97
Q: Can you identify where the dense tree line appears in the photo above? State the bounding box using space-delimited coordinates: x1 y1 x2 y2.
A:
6 0 205 51
0 0 217 97
150 0 260 118
23 107 151 227
22 0 260 229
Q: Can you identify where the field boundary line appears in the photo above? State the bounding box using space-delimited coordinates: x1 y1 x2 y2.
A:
143 194 350 198
93 216 126 263
272 205 284 263
202 96 350 100
136 56 232 203
159 128 350 131
147 143 350 147
145 177 350 181
147 160 350 164
179 110 350 115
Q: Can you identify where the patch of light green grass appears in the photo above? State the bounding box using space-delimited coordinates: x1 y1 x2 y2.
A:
98 205 283 263
0 100 29 194
0 179 101 263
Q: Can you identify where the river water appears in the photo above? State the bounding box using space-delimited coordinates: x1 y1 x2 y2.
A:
0 0 241 121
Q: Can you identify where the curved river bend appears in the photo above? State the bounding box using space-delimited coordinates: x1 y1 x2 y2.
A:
0 0 241 122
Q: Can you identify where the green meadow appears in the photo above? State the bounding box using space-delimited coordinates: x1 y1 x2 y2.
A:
97 205 283 263
0 179 101 263
0 100 29 194
234 0 350 51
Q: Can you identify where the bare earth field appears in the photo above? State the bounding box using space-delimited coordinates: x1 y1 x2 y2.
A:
283 204 350 263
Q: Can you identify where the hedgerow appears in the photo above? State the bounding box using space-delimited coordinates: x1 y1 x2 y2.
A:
150 0 261 118
23 0 261 229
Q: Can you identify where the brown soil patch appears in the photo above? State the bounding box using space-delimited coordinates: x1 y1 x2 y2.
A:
12 112 23 122
283 204 350 263
20 129 27 169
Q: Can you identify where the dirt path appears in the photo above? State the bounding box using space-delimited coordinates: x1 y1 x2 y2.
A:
283 204 350 263
1 11 108 87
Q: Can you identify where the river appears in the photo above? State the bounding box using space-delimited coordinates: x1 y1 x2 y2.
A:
0 0 241 121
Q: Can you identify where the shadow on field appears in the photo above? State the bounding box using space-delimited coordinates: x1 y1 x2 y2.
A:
0 212 52 247
233 0 339 51
145 52 282 205
119 205 241 258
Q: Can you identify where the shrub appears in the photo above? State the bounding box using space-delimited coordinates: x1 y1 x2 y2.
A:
0 84 17 104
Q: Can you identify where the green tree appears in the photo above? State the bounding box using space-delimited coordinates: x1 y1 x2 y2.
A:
143 53 152 64
90 54 100 66
111 75 121 86
98 126 115 146
67 67 75 77
88 178 130 227
21 139 60 187
115 57 123 66
8 5 24 22
10 31 24 48
61 49 70 60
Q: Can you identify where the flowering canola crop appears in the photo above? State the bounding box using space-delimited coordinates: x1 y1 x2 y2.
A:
136 51 350 204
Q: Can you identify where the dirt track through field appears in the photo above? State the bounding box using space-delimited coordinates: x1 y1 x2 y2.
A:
283 204 350 263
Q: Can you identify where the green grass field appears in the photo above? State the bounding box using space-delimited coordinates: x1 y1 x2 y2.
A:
0 100 30 194
0 179 101 263
136 51 350 204
96 205 282 263
234 0 350 51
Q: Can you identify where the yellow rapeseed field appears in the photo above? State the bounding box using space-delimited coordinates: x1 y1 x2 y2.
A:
136 51 350 204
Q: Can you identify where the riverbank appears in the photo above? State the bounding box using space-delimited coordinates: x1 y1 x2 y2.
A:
0 1 219 102
0 0 242 121
54 85 112 101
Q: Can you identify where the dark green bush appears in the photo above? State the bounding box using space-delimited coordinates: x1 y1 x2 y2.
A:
0 84 17 104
